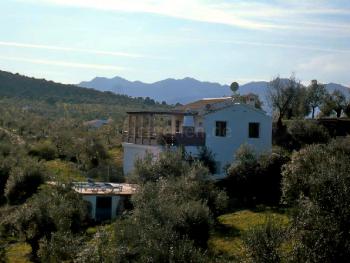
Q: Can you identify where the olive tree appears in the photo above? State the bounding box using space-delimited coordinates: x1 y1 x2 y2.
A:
282 137 350 262
267 75 305 128
321 90 347 118
306 80 327 119
2 185 89 261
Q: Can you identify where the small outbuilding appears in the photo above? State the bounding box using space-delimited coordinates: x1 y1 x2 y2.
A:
72 182 137 221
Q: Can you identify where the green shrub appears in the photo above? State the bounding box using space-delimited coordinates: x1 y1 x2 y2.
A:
28 140 57 161
287 120 330 149
221 145 290 208
131 149 190 183
197 146 217 174
282 137 350 262
38 231 84 262
242 218 286 263
2 185 89 261
113 151 227 262
5 158 46 205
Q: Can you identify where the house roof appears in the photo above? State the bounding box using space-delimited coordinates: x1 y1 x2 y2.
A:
72 182 138 196
176 97 231 111
126 110 187 115
47 181 138 196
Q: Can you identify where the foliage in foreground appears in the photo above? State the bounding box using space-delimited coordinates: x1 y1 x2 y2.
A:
242 218 287 263
221 145 290 208
79 151 228 262
1 185 90 261
282 136 350 262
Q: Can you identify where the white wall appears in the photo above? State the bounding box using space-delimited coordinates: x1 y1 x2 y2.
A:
122 143 163 175
203 104 272 178
82 195 96 219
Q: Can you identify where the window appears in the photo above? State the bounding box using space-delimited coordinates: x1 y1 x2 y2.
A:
175 120 181 133
215 121 227 137
249 122 260 138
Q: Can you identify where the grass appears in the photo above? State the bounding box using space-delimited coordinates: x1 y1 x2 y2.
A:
208 208 289 259
5 242 32 263
45 159 86 182
109 147 123 168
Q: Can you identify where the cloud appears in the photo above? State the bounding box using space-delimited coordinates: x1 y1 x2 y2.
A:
298 54 350 73
296 54 350 86
0 55 126 71
18 0 350 33
0 41 161 59
216 39 350 54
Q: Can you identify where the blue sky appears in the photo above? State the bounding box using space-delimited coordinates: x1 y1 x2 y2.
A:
0 0 350 86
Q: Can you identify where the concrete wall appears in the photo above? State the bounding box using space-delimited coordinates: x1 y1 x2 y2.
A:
83 195 96 219
122 143 163 175
83 195 121 220
111 196 120 219
203 104 272 178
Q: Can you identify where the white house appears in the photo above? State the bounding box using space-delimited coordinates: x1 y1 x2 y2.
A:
122 96 272 178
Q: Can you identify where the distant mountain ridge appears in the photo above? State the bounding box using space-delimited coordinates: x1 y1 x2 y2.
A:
80 76 231 105
79 76 350 109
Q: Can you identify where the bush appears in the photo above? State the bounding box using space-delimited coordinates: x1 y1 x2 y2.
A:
86 164 124 183
273 120 331 151
221 145 290 208
113 176 214 262
2 185 90 261
114 152 227 262
287 120 330 150
28 140 57 161
5 158 46 205
131 149 190 183
282 137 350 262
242 218 286 263
75 228 117 263
197 146 217 174
0 159 12 205
38 231 84 262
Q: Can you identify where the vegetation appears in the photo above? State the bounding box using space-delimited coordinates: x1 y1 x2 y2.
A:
1 69 350 262
306 80 327 119
281 137 350 262
208 209 289 260
111 152 228 262
220 145 290 208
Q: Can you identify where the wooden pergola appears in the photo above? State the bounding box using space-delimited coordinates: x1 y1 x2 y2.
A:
123 110 205 146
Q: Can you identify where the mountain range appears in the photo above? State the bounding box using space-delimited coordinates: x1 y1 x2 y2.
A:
79 76 350 111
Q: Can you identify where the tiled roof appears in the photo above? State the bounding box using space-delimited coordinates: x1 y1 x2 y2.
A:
176 97 231 111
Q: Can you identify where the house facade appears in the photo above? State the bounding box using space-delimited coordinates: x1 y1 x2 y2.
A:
122 96 272 178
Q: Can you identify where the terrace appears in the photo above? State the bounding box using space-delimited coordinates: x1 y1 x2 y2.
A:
122 110 206 147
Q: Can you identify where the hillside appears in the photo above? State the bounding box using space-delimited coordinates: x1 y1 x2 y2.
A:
0 70 152 106
79 76 350 107
0 70 170 124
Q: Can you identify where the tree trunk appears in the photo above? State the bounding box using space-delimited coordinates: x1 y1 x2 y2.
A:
312 107 315 119
277 116 283 130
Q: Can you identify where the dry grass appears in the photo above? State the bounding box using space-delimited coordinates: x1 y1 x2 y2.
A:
108 147 123 168
5 242 32 263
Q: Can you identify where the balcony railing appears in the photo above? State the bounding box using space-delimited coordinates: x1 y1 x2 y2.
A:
123 132 205 146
